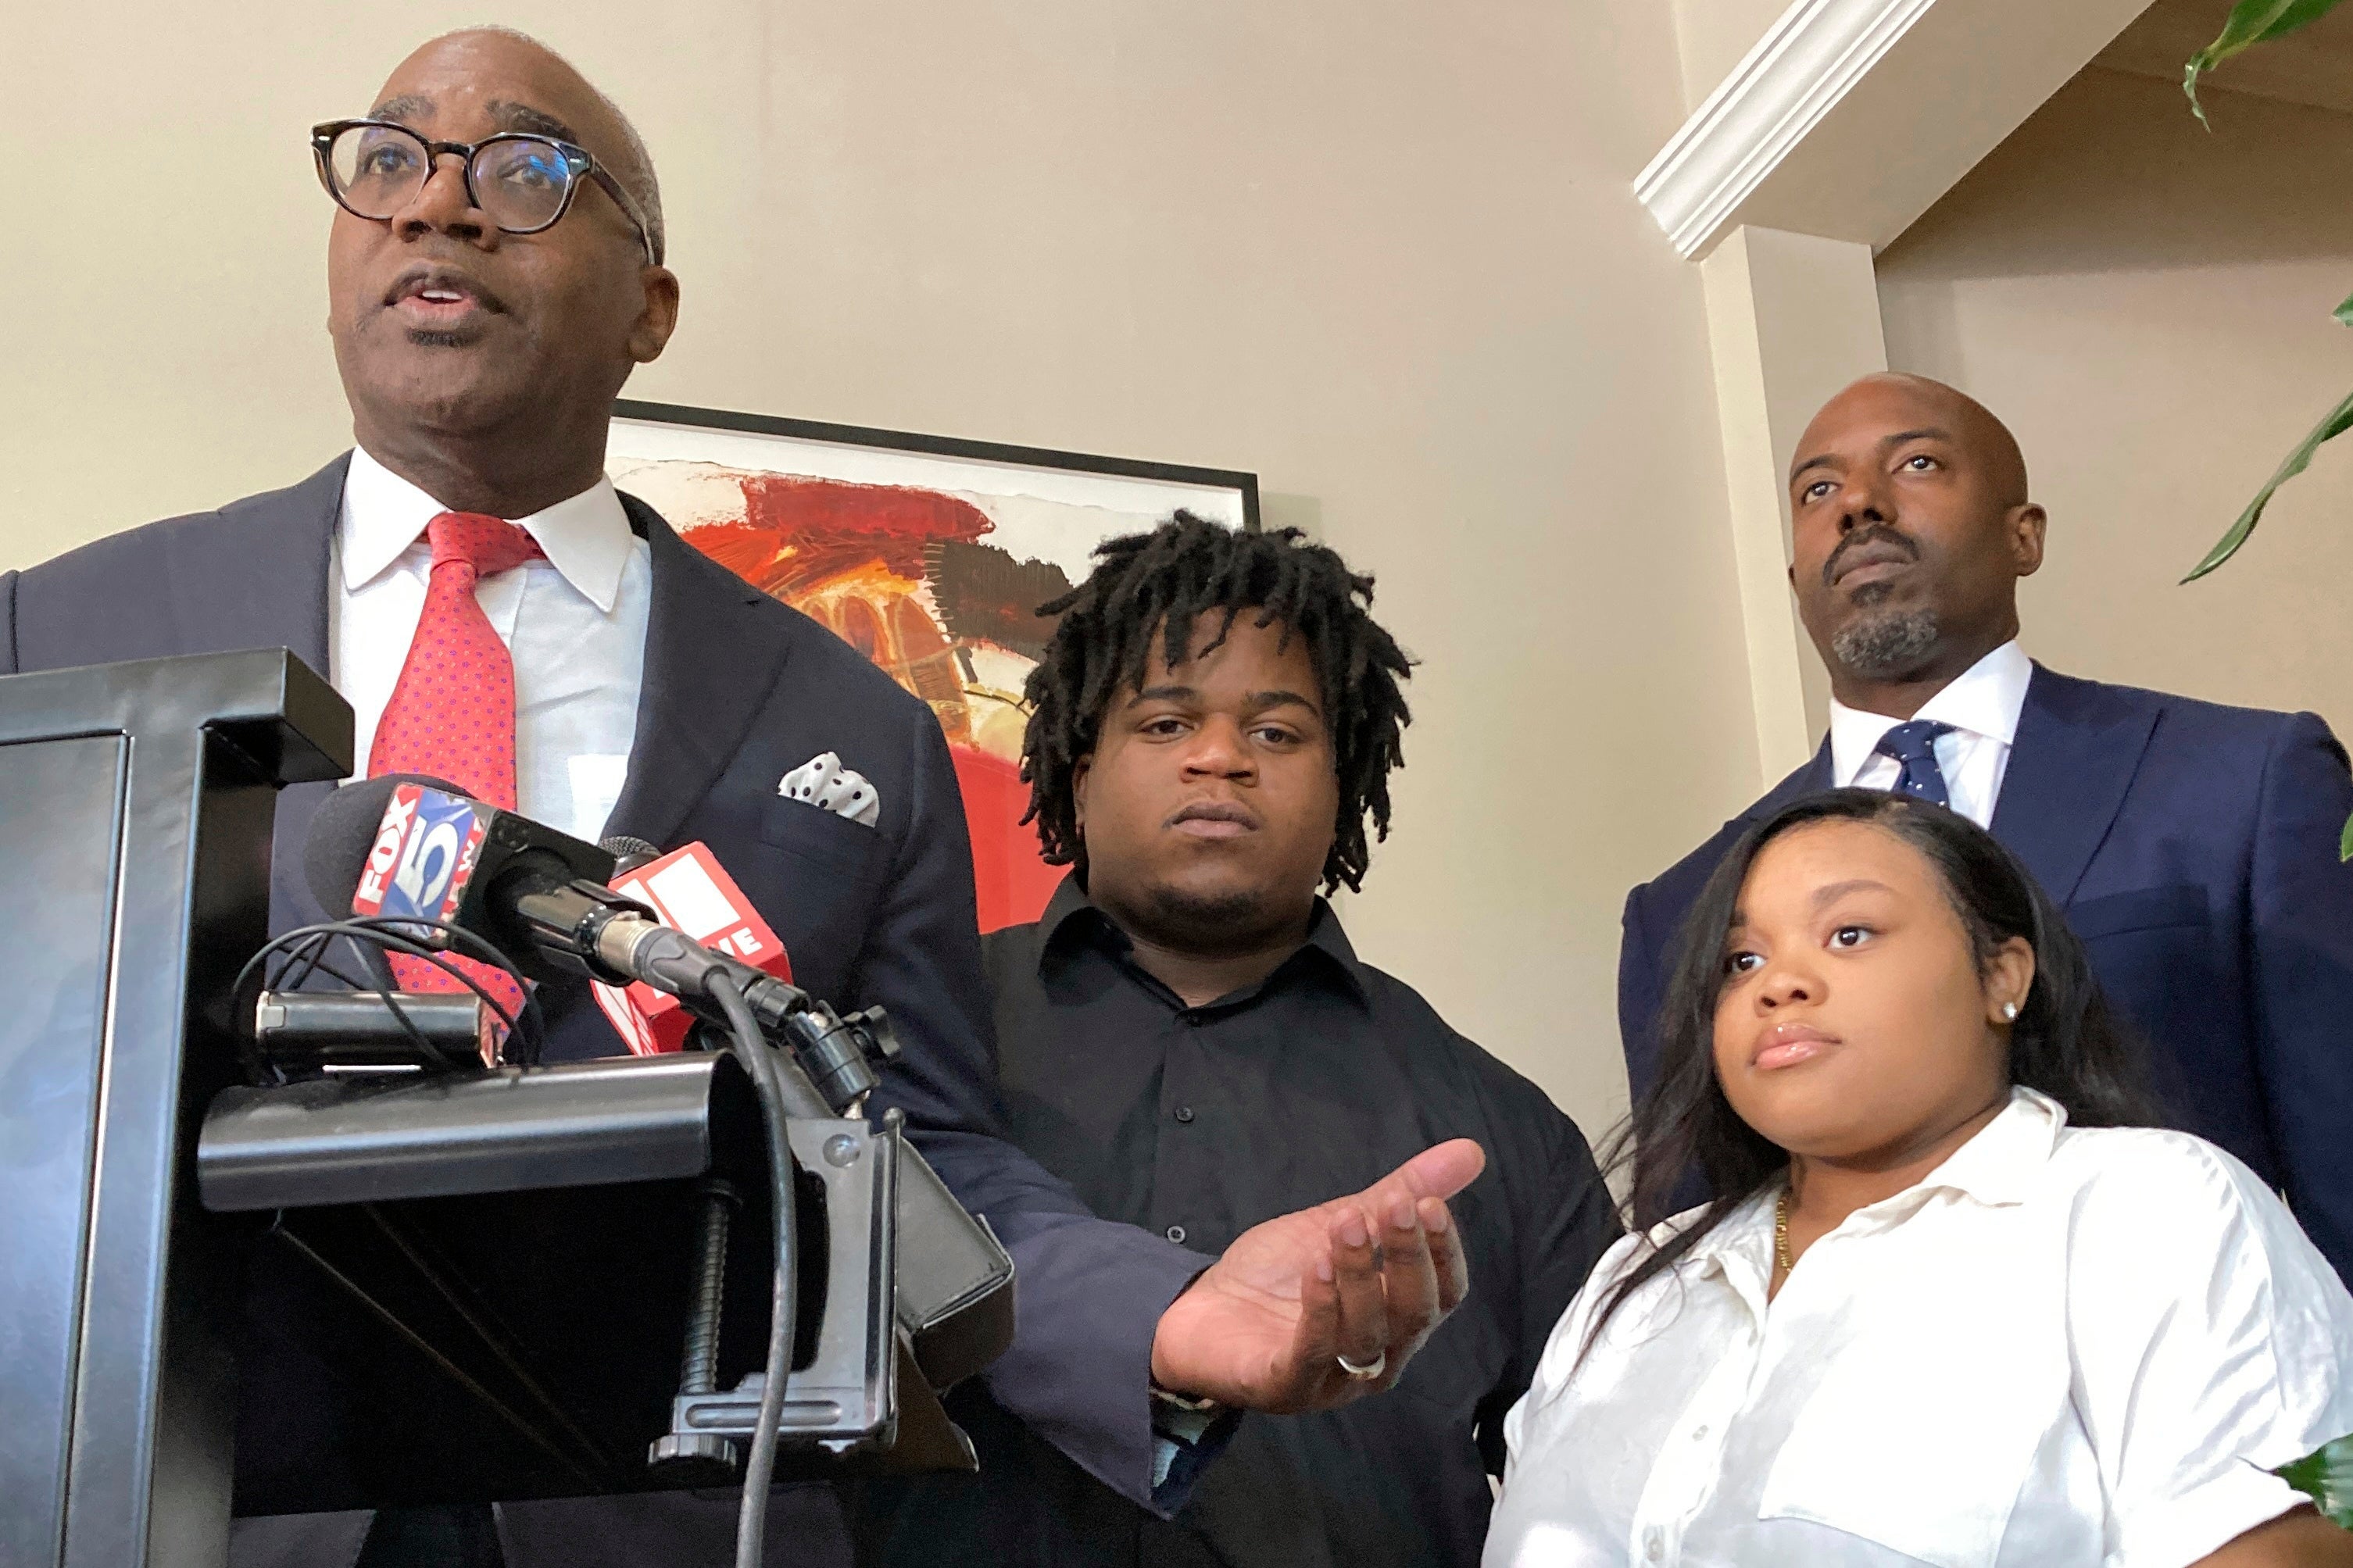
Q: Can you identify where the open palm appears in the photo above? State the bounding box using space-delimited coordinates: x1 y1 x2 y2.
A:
1150 1138 1485 1413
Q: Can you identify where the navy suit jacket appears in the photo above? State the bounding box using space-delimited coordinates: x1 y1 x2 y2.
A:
0 455 1209 1516
1618 663 2353 1284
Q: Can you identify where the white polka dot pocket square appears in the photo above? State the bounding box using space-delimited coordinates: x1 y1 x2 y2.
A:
778 750 881 829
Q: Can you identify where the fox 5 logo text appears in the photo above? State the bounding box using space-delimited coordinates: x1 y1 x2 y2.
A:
351 784 490 926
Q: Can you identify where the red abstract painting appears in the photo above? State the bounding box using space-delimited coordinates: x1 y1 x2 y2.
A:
608 411 1251 933
617 464 1078 931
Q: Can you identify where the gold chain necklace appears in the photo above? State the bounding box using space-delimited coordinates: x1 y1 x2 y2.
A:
1774 1189 1794 1277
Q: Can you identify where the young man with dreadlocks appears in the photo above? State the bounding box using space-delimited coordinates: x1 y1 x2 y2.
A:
857 516 1618 1568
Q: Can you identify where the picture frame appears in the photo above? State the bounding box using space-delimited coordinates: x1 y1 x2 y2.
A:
605 398 1261 931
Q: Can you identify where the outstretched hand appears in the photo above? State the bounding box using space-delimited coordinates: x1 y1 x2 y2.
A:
1148 1138 1486 1413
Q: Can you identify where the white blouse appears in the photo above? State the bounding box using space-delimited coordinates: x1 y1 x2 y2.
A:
1487 1089 2353 1568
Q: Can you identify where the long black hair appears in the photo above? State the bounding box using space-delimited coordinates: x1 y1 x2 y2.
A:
1019 513 1413 892
1589 788 2161 1353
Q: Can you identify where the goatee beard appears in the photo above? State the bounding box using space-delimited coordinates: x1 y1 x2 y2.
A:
1140 883 1286 955
1832 608 1940 681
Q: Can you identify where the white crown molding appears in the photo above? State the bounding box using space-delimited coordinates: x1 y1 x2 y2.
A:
1635 0 1937 259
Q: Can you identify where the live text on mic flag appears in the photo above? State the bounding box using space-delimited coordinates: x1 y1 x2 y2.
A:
592 843 791 1054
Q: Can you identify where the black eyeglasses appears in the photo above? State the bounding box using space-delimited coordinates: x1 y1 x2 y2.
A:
311 119 659 266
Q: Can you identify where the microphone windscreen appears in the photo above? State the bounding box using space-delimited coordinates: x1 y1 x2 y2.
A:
302 773 470 917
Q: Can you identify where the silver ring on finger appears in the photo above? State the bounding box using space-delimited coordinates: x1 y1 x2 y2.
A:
1336 1349 1386 1381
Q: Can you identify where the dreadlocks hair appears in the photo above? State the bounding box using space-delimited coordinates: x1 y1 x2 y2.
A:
1018 513 1414 894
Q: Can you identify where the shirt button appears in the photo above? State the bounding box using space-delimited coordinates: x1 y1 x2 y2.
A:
1644 1532 1663 1562
1691 1424 1708 1441
1166 1224 1187 1244
1174 1106 1195 1123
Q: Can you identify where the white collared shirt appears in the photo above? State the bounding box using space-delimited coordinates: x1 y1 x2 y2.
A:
331 447 651 842
1828 638 2033 830
1489 1089 2353 1568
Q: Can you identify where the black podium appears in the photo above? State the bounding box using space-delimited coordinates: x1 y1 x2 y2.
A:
0 650 1010 1568
0 649 349 1568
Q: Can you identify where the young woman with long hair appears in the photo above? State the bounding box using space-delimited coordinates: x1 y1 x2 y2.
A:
1486 790 2353 1567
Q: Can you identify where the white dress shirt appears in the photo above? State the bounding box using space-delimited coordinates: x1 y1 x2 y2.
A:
1829 639 2033 830
1488 1088 2353 1568
331 447 651 844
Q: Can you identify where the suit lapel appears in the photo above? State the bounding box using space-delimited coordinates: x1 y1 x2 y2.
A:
605 497 799 848
214 455 345 932
191 454 342 675
1778 741 1835 809
1990 665 2159 906
1737 739 1835 830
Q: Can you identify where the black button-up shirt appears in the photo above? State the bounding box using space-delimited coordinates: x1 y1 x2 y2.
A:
859 877 1618 1568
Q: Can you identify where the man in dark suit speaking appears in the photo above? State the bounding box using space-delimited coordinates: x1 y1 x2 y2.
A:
0 28 1480 1567
1618 373 2353 1284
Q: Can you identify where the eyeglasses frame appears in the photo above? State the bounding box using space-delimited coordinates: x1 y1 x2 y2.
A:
309 118 660 266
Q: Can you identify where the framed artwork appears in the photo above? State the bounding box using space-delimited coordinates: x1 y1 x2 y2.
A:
605 399 1261 932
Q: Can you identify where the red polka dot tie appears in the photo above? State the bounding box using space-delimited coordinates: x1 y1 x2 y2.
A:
367 512 545 1056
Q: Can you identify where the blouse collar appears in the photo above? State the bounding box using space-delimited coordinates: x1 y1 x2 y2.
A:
1673 1087 2070 1287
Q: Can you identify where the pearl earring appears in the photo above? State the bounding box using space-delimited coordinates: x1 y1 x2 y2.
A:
2002 1002 2019 1021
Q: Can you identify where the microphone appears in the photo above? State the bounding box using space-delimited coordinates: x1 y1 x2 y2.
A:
304 777 894 1113
591 840 793 1056
306 773 631 985
603 835 662 875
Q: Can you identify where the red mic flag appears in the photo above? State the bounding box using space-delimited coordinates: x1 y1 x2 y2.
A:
592 842 791 1055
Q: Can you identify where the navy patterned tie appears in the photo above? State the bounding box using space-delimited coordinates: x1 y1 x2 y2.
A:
1872 720 1956 809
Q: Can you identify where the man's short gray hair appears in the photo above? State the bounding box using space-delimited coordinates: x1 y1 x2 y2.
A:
469 25 665 264
596 89 664 265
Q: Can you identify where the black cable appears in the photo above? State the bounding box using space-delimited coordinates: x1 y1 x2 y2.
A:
231 917 547 1066
276 927 343 993
705 970 796 1568
269 932 437 1047
340 916 526 1015
334 916 542 1053
235 928 434 1080
235 920 528 1036
279 953 379 995
230 920 548 1082
263 935 452 1080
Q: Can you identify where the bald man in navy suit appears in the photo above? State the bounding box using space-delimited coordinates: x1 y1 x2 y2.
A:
1618 374 2353 1283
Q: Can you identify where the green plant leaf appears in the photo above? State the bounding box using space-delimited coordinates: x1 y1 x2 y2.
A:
2277 1434 2353 1528
2339 809 2353 862
2185 0 2351 125
2183 381 2353 581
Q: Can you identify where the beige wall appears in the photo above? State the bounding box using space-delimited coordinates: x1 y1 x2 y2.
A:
1 1 1764 1137
1879 66 2353 740
1668 0 1796 113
